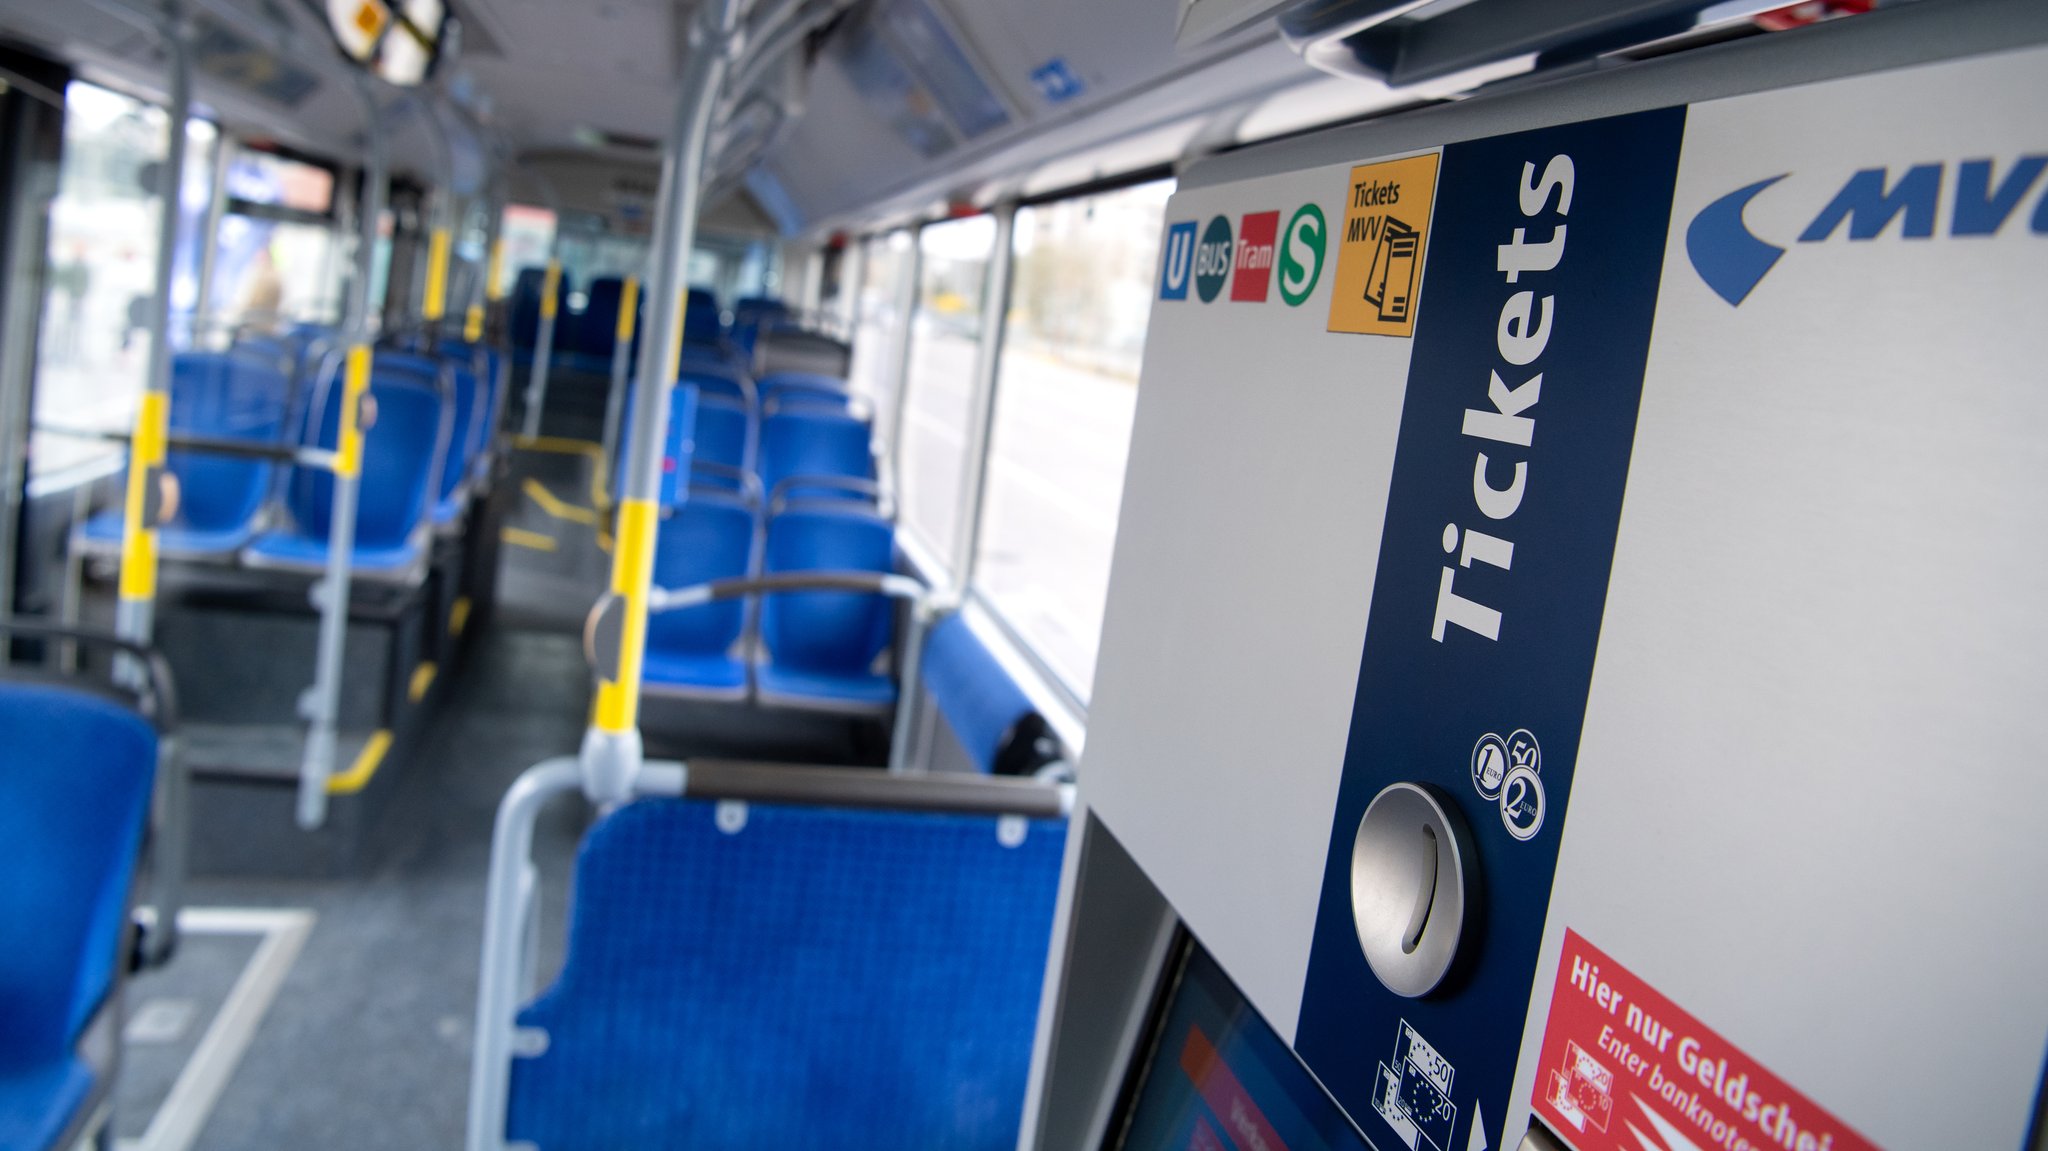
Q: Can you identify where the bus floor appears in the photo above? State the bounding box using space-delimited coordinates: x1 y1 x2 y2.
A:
107 435 885 1150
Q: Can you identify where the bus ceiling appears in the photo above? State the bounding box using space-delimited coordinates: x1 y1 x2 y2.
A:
0 0 1895 240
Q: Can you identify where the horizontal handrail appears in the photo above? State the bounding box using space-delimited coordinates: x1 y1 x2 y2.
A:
647 569 926 612
676 757 1074 818
0 614 179 730
36 424 340 470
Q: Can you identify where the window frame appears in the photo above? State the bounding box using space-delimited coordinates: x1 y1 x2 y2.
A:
846 167 1173 725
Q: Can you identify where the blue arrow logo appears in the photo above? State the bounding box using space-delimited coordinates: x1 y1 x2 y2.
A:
1685 175 1788 306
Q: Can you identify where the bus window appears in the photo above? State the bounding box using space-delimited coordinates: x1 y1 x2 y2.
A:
31 82 214 485
847 231 913 452
974 179 1173 698
899 213 995 566
497 204 556 296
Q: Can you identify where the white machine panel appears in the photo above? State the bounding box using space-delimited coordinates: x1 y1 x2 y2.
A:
1083 31 2048 1151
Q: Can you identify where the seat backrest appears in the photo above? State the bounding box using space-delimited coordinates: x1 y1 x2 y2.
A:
438 340 497 463
647 493 755 660
510 266 570 351
678 364 750 409
435 354 481 501
756 329 852 379
289 364 448 549
168 352 290 533
921 615 1059 776
690 396 752 479
578 276 625 362
761 505 893 674
682 287 722 346
0 684 157 1068
758 410 873 502
758 370 852 413
505 798 1065 1151
610 382 699 508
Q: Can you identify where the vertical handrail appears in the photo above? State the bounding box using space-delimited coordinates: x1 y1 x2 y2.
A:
519 258 561 439
112 3 190 674
416 96 458 331
297 70 386 829
949 202 1015 580
598 274 641 500
581 0 746 804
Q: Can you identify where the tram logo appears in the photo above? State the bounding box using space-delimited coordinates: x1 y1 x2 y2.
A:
1231 210 1279 301
1159 220 1197 300
1277 203 1327 307
1330 152 1440 336
1685 156 2048 306
1194 215 1235 303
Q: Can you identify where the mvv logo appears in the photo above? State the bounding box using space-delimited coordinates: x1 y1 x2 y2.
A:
1685 156 2048 306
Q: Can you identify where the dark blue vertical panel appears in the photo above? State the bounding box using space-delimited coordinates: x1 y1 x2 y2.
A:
1295 106 1686 1151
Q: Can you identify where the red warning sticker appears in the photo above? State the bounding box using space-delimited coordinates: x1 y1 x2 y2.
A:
1532 930 1877 1151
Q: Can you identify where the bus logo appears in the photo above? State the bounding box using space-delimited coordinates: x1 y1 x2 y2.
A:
1277 203 1327 307
1231 211 1279 302
1194 215 1234 303
1159 221 1197 300
1329 152 1440 336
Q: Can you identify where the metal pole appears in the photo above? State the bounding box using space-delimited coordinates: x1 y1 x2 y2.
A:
949 202 1014 580
192 126 230 342
518 259 559 439
598 273 640 500
297 71 386 829
416 96 457 332
112 5 191 666
581 0 745 803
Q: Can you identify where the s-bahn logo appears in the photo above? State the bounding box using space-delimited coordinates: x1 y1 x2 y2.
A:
1278 203 1327 307
1159 220 1197 300
1159 205 1328 305
1329 152 1441 337
1686 155 2048 306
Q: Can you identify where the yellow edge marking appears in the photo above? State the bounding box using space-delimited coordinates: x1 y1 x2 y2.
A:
521 477 602 526
449 596 472 637
501 527 558 552
513 434 603 458
327 729 392 795
592 497 657 734
408 661 438 703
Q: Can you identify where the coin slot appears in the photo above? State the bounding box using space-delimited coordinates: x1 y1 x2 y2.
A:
1402 824 1438 955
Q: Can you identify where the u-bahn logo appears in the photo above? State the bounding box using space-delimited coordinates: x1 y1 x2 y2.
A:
1329 152 1440 337
1685 156 2048 306
1159 220 1197 300
1194 215 1234 303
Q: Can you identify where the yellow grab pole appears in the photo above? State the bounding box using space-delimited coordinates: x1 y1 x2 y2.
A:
464 303 486 343
116 391 169 606
598 275 641 492
486 237 506 302
422 226 453 322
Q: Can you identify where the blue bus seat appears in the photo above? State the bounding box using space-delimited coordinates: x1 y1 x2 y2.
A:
609 382 701 509
755 505 897 713
571 276 626 373
0 683 158 1151
244 364 449 582
432 355 483 527
502 796 1065 1151
681 286 723 347
439 340 502 483
688 397 755 497
758 409 877 509
643 493 757 702
920 615 1061 777
758 370 854 414
75 353 292 561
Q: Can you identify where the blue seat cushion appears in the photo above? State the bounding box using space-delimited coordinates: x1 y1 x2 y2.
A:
433 490 465 527
642 650 748 697
244 529 422 575
0 1058 92 1151
754 661 895 710
78 510 256 558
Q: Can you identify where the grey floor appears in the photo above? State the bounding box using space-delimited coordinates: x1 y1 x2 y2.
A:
114 427 877 1149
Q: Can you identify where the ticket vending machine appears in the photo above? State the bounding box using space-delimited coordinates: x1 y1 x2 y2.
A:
1025 2 2048 1149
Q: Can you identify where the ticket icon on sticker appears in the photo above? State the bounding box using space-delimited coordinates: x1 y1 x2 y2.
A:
1328 152 1440 337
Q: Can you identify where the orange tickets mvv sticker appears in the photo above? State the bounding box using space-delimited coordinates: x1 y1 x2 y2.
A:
1328 152 1440 337
1533 930 1878 1151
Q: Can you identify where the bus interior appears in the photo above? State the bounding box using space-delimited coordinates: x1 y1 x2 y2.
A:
0 0 2043 1149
